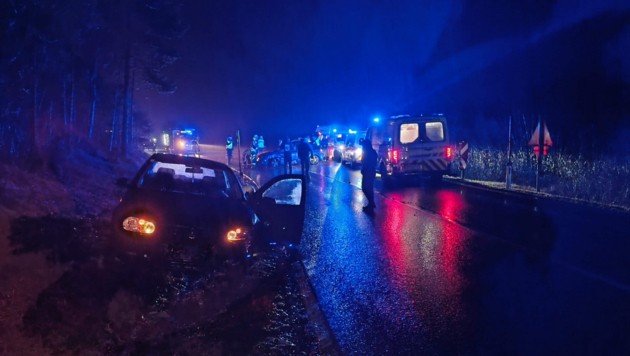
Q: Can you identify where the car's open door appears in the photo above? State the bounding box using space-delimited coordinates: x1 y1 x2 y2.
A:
251 174 306 246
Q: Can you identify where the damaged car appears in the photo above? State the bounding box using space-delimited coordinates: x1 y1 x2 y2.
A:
111 153 306 268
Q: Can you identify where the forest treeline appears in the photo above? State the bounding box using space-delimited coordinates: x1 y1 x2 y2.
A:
0 0 185 164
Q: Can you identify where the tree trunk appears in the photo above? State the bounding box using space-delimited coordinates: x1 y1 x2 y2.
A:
63 76 68 127
47 100 54 143
129 70 135 144
110 91 120 153
69 71 76 130
121 47 131 156
89 70 97 140
32 75 39 153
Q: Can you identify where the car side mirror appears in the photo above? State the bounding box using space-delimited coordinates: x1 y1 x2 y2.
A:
116 177 129 187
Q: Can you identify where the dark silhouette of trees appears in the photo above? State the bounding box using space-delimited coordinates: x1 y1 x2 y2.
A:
0 0 184 164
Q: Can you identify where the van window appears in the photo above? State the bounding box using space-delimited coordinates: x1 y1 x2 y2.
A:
400 123 419 144
425 122 444 141
370 127 388 146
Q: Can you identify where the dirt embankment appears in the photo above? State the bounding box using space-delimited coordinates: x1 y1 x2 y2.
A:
0 146 146 355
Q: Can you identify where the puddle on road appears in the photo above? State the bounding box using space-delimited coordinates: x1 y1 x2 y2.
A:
7 215 318 354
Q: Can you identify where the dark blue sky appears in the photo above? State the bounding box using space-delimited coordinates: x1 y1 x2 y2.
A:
136 0 630 148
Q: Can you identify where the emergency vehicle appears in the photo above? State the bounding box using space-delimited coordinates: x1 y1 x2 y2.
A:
365 114 453 184
341 130 367 166
162 129 200 156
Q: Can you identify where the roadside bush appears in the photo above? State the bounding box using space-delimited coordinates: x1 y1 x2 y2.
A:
460 146 630 208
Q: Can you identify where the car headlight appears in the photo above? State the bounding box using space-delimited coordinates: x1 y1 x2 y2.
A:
226 227 248 242
122 216 156 235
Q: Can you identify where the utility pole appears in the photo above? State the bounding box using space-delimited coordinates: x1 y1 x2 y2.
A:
237 129 242 174
536 115 544 192
506 115 513 190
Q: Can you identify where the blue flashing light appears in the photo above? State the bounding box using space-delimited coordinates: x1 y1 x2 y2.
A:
373 117 380 123
333 128 337 133
269 241 277 246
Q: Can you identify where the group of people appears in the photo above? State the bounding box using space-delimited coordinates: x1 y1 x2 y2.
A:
225 134 266 167
225 133 378 213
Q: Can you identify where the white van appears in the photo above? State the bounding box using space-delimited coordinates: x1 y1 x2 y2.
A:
365 114 453 184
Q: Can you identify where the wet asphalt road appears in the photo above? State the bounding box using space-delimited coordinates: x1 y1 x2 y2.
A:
206 145 630 355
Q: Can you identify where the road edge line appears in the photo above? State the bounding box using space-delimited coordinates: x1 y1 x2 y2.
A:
291 260 340 355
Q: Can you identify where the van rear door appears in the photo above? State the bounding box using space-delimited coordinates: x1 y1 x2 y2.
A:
398 119 451 173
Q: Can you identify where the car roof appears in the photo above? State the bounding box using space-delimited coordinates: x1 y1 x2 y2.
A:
149 153 231 170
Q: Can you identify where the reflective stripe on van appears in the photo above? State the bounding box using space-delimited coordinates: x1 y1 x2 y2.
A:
398 148 449 172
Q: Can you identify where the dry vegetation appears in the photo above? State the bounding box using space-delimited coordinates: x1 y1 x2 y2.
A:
455 146 630 209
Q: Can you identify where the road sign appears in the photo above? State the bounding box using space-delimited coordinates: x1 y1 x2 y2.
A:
458 141 469 170
528 122 552 146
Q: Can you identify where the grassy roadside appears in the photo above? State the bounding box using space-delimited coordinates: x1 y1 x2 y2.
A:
0 145 147 355
451 146 630 211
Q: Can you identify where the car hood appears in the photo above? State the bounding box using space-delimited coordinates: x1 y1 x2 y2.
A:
115 188 252 231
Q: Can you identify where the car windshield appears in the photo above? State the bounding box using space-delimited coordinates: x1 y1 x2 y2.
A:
137 161 242 199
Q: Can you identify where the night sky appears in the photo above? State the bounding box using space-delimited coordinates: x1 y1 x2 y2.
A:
136 0 630 149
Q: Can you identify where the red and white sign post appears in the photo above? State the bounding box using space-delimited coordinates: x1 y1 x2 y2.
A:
506 116 513 190
529 117 553 192
458 141 469 179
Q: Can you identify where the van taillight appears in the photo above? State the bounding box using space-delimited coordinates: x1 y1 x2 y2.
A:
389 148 400 164
445 146 453 160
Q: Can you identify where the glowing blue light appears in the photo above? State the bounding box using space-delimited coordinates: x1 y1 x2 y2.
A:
333 129 337 133
373 117 380 123
269 241 277 246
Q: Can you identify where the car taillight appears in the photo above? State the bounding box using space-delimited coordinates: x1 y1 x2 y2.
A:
389 148 400 164
445 146 453 160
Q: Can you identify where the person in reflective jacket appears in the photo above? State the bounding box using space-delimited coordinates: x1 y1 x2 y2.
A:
283 137 293 174
226 136 234 165
360 138 377 212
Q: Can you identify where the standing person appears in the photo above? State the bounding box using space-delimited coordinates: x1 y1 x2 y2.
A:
283 137 293 174
360 138 377 212
297 137 313 181
226 136 234 165
252 134 259 150
258 135 265 150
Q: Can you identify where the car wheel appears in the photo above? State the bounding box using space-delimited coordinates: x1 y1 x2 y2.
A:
310 155 320 165
269 158 280 167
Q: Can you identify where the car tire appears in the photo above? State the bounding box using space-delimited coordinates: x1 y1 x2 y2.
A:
310 155 320 165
